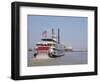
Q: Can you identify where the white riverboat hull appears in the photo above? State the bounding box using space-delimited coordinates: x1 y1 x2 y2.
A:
33 53 51 60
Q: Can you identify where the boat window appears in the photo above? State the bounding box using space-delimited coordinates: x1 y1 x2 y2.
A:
42 39 56 42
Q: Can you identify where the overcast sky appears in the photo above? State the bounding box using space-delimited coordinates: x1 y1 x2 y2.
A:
28 15 87 50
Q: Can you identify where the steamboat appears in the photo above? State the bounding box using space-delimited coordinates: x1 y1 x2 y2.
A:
33 28 72 59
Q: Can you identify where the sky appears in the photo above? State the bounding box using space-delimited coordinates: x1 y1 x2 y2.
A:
28 15 87 50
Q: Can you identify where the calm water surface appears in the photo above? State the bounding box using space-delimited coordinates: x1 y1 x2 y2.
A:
28 51 87 66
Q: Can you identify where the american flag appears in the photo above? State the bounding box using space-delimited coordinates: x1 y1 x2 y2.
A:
42 30 47 37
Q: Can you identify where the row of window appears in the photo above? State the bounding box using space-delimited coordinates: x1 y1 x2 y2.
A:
36 44 55 46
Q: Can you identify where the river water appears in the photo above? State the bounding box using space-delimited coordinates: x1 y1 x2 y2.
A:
28 51 87 67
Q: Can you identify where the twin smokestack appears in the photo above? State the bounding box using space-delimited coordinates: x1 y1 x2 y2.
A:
52 28 60 44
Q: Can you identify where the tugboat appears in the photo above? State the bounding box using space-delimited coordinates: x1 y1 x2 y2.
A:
33 28 65 59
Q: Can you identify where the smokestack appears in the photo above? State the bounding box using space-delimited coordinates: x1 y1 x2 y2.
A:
52 28 54 39
58 28 60 43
